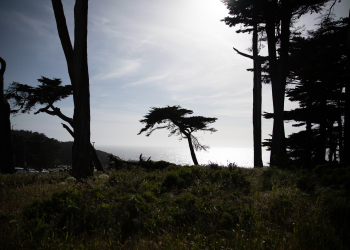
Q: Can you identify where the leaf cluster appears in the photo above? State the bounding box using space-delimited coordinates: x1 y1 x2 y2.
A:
5 76 72 114
138 105 217 139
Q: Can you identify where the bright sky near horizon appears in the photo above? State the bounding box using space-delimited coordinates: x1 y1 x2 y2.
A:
1 0 349 149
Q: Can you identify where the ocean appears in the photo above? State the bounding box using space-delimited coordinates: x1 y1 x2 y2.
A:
97 146 270 168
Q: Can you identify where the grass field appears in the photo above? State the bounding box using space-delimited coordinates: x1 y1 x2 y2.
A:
0 161 349 249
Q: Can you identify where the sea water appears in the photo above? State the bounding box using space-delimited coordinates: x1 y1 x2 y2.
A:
97 146 270 168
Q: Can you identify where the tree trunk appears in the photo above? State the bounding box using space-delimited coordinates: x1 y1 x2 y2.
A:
51 0 92 177
0 57 15 174
71 0 92 177
327 121 335 163
253 19 263 168
266 2 289 166
61 123 104 172
345 9 350 165
187 135 199 165
315 101 327 164
337 99 343 163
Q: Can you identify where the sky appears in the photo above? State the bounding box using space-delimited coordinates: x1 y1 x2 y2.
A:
1 0 349 150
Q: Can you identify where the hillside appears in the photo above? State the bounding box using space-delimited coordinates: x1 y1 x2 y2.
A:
12 130 111 169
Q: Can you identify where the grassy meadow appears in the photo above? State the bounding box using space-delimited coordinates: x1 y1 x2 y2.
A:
0 161 349 249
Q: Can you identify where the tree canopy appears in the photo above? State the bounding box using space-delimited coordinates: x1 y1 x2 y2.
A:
6 77 72 115
263 16 348 167
222 0 332 166
138 106 217 165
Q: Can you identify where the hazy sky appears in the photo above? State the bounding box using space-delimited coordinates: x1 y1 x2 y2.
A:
1 0 349 149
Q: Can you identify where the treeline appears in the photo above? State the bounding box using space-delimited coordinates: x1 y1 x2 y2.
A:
263 17 349 168
12 130 110 169
222 0 350 168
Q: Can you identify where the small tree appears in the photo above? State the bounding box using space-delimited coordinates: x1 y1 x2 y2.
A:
138 106 217 165
5 77 104 172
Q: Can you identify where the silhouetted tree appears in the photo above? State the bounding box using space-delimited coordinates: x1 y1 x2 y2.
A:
222 0 330 166
345 10 350 165
222 0 266 168
5 77 104 172
51 0 92 177
0 57 15 174
138 106 217 165
263 16 348 167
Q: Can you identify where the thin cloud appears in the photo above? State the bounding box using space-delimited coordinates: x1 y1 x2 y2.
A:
123 74 169 87
93 59 142 81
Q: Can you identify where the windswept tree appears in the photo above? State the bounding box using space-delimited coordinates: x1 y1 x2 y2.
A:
5 77 104 172
51 0 92 177
0 57 15 174
138 106 217 165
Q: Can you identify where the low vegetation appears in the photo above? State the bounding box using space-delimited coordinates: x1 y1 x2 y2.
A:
0 161 349 249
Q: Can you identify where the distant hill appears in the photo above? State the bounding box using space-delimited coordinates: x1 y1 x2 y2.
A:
12 130 110 169
55 141 111 167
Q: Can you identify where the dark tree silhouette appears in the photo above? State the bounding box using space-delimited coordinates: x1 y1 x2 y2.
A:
5 77 104 172
138 106 217 165
263 16 348 167
345 10 350 165
222 0 330 166
51 0 92 177
221 1 266 168
0 57 15 174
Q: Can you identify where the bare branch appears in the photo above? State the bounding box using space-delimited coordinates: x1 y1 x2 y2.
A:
233 47 268 62
34 104 73 126
233 47 254 59
61 123 74 137
327 0 337 19
190 134 209 151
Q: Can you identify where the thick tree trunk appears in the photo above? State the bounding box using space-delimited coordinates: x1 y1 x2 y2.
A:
345 9 350 165
0 57 15 174
266 2 289 166
72 0 92 177
187 135 199 165
253 20 263 168
51 0 92 177
61 123 104 172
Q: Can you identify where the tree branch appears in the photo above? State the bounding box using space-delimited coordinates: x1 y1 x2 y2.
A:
233 47 254 59
327 0 337 19
233 47 269 62
34 104 73 126
61 123 74 137
51 0 76 91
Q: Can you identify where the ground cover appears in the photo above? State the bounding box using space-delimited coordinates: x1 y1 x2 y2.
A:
0 161 349 249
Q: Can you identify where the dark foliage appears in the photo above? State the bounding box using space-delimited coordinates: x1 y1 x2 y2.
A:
5 77 72 115
263 16 349 168
138 106 217 165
